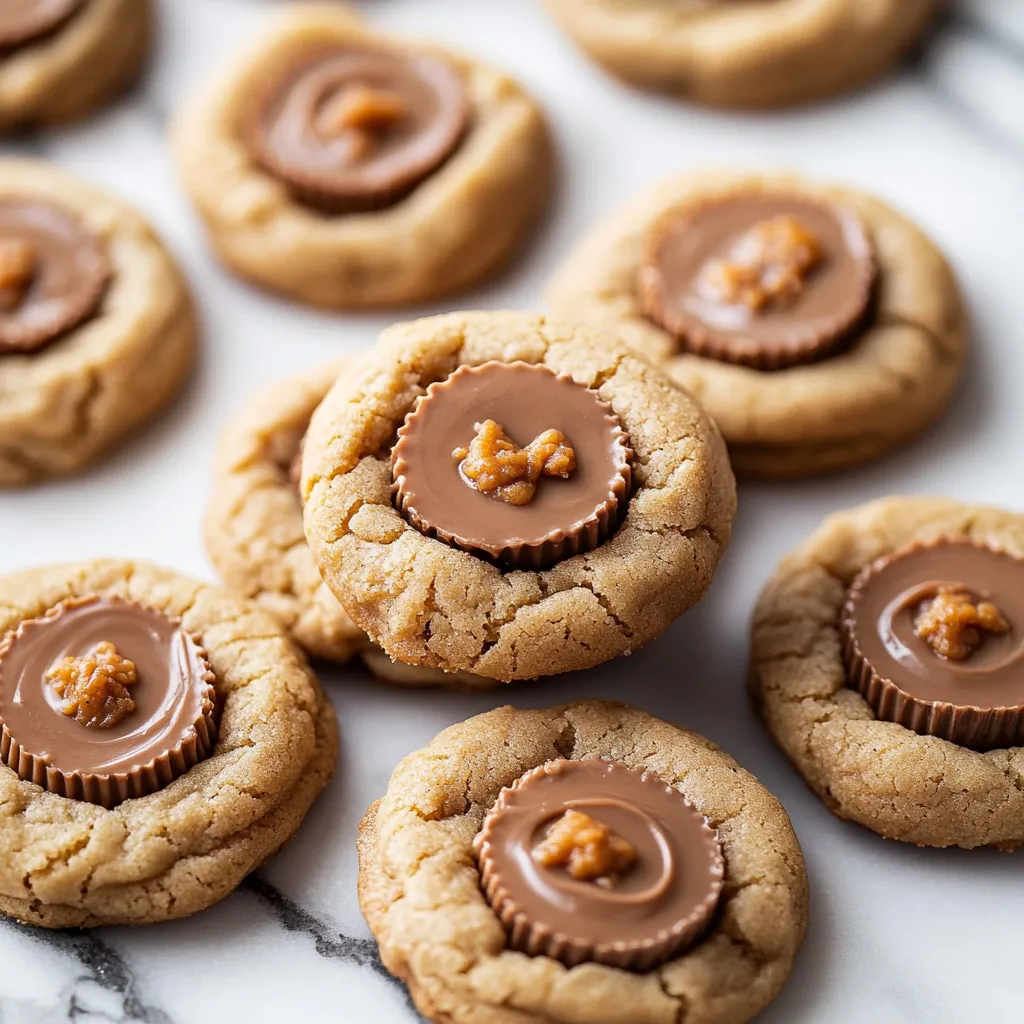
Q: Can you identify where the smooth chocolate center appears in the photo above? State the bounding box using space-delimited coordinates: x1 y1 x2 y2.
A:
639 192 874 368
0 197 109 355
391 362 631 568
476 760 723 966
247 44 468 213
0 597 211 775
0 0 85 50
844 542 1024 709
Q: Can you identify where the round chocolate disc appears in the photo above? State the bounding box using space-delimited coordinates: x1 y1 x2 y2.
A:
638 191 876 369
0 596 218 806
246 44 469 214
0 197 110 355
0 0 85 50
474 759 724 971
392 361 632 570
842 540 1024 750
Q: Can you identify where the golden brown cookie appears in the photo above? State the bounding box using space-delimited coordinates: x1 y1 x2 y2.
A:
0 559 336 927
171 4 552 308
205 359 495 689
0 0 151 131
546 171 966 479
545 0 938 108
301 311 736 682
359 701 808 1024
750 496 1024 850
0 159 196 487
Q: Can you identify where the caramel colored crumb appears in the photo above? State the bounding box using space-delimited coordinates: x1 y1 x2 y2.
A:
0 237 36 311
914 586 1010 661
532 809 636 887
46 641 138 729
315 85 407 158
699 215 822 312
452 419 576 506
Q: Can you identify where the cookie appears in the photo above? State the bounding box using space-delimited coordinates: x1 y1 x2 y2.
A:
750 496 1024 850
0 0 150 131
358 701 808 1024
0 159 196 486
545 0 938 108
301 311 736 682
0 559 337 927
547 171 966 478
171 4 552 308
205 359 496 689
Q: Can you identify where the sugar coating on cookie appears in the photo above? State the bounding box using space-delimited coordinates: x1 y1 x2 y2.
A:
547 171 966 479
358 701 807 1024
301 311 736 681
750 496 1024 850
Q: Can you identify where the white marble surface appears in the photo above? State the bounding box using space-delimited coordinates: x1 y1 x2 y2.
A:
1 1 1024 1021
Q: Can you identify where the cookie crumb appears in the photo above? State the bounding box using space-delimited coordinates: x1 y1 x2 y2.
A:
531 808 636 886
0 237 36 310
46 641 138 728
453 419 576 506
698 215 821 312
914 586 1009 661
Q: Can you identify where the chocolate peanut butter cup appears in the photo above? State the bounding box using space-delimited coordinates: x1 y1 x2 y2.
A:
638 191 876 370
392 361 632 570
246 44 469 214
841 539 1024 751
0 0 85 50
0 196 110 354
474 759 724 971
0 596 218 807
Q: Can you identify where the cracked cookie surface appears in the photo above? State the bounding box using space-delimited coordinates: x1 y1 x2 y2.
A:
358 700 808 1024
544 0 937 108
171 4 552 308
205 359 494 688
0 559 336 927
0 0 150 131
750 496 1024 850
0 159 196 487
546 171 966 479
301 311 736 681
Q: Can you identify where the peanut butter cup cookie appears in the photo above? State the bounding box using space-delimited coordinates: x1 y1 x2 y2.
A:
302 312 735 682
172 4 552 308
205 360 492 688
545 0 938 108
359 701 808 1024
547 171 966 478
0 559 336 927
750 496 1024 850
0 0 150 131
0 159 196 486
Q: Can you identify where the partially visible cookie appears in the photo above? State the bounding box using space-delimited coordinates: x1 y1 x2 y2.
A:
547 171 966 478
750 496 1024 850
359 700 808 1024
0 159 196 486
545 0 938 108
0 0 151 131
205 360 496 688
172 4 552 308
302 311 736 681
0 559 336 928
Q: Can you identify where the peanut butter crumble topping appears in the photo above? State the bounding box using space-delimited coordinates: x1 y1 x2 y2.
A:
698 215 822 312
315 85 407 159
453 419 576 506
532 808 637 887
914 586 1010 661
0 236 36 311
46 641 138 728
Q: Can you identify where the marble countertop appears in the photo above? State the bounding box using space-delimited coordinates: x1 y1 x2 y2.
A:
2 1 1024 1021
